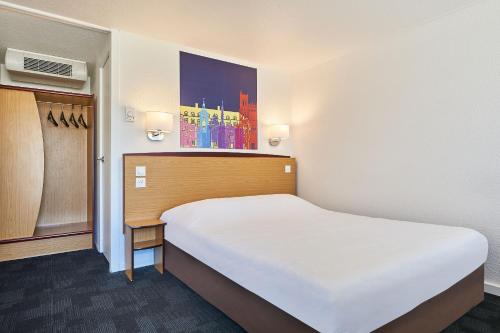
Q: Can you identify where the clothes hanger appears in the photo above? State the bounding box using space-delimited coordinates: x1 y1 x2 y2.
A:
47 103 58 127
77 106 88 129
69 105 79 128
60 106 69 127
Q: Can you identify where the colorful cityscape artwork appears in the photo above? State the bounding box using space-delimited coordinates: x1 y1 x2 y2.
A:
180 52 257 149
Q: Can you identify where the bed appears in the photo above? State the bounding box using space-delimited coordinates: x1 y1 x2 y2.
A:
160 194 487 333
122 153 487 333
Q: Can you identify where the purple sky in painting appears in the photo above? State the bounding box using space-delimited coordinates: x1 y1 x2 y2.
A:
180 51 257 112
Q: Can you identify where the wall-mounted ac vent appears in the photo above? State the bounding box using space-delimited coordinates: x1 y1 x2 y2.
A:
5 48 87 88
23 57 73 77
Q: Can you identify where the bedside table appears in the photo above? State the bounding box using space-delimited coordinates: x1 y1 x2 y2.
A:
124 219 166 281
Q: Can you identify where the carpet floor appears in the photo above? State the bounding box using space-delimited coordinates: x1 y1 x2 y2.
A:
0 250 498 332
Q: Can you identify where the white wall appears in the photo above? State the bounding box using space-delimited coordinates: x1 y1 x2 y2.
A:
107 31 293 271
292 0 500 287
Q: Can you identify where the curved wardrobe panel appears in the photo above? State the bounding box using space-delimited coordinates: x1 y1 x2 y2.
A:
0 88 44 240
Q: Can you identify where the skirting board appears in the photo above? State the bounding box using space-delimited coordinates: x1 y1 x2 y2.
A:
485 281 500 297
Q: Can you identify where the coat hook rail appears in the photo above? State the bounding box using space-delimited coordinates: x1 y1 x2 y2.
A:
36 101 94 108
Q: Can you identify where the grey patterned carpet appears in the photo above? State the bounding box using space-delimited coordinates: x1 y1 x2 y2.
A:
0 250 498 333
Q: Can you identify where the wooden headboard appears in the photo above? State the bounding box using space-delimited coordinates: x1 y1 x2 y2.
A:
123 153 296 227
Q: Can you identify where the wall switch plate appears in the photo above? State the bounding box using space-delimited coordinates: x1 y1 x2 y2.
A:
285 165 292 173
125 106 135 122
135 177 146 188
135 166 146 177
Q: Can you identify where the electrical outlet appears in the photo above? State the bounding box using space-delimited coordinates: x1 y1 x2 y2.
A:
125 106 135 122
285 165 292 173
136 166 146 177
135 177 146 188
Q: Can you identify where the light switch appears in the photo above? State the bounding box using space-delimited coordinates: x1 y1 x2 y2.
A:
136 166 146 177
285 165 292 173
125 106 135 122
136 177 146 188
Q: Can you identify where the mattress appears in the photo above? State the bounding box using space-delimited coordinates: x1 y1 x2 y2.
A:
161 194 488 333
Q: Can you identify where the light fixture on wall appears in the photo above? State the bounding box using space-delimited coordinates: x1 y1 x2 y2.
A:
268 124 289 146
145 111 173 141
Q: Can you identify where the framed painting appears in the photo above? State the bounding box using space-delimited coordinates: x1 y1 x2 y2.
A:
180 52 257 149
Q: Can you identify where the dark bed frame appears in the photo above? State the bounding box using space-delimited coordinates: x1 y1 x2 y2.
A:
164 242 484 333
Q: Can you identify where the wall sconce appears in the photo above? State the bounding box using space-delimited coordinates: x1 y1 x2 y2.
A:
268 124 289 146
146 111 173 141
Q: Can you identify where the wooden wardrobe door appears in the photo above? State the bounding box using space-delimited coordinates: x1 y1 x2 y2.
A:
0 88 44 240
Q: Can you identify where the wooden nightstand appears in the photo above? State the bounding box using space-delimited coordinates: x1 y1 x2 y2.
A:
124 219 166 281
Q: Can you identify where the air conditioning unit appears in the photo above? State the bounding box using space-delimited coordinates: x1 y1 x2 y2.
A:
5 48 88 88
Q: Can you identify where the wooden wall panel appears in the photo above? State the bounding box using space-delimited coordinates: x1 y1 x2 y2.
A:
0 233 92 262
36 102 89 226
124 156 297 224
0 89 44 240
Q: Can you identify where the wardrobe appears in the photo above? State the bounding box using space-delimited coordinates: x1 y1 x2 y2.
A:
0 85 94 261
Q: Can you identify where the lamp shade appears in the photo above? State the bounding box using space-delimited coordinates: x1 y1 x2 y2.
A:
146 111 173 133
268 124 289 139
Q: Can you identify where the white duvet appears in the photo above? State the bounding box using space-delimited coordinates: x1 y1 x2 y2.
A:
161 194 488 333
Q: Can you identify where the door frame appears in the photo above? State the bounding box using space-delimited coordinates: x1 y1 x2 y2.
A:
95 53 111 253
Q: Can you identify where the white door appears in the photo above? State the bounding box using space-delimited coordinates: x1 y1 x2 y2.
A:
96 56 111 258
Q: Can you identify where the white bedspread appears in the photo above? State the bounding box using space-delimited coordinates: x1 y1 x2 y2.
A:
161 194 488 333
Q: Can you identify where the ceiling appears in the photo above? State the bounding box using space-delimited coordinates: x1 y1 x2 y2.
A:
3 0 480 72
0 8 109 75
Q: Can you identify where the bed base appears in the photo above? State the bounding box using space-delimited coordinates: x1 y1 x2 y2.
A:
165 241 484 333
